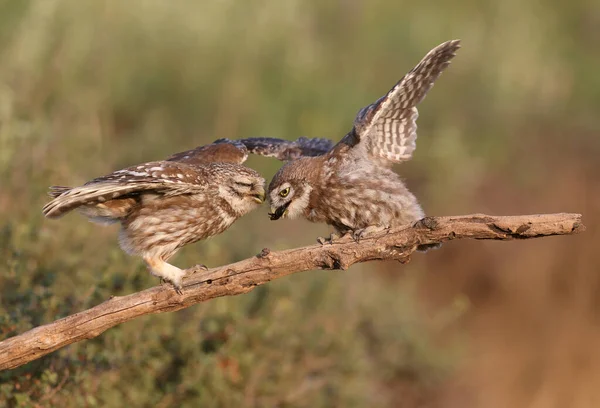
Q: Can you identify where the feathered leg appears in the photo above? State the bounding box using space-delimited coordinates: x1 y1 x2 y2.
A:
143 256 187 295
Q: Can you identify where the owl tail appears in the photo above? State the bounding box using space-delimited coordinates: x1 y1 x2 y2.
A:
42 184 138 222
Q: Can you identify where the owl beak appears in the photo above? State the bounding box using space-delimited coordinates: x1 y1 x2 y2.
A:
252 189 266 204
268 202 290 220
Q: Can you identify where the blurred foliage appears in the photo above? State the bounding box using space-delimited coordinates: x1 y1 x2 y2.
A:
0 0 598 407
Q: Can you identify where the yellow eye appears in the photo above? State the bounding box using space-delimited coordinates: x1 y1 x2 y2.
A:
279 187 290 198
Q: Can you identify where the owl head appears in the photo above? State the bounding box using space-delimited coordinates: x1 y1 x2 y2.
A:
267 158 316 220
217 164 266 215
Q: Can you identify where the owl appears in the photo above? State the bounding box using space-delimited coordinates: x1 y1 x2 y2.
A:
42 137 332 293
266 40 461 245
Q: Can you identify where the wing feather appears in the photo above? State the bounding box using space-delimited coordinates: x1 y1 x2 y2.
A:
166 139 248 165
237 136 334 161
43 161 210 219
340 39 460 164
164 136 333 164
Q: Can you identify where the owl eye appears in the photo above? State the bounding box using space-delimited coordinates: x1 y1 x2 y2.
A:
279 187 290 198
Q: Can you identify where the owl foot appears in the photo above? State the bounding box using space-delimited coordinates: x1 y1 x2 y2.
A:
158 278 183 295
190 264 209 274
317 233 341 245
145 257 186 295
352 226 386 243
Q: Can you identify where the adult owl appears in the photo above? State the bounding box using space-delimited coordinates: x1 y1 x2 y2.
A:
267 40 461 245
42 137 333 293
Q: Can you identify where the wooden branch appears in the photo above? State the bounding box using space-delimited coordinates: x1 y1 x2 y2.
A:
0 213 584 371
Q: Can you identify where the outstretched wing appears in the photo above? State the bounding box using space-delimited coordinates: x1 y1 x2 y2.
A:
43 161 210 219
338 39 460 165
166 139 249 165
165 137 333 165
235 137 335 161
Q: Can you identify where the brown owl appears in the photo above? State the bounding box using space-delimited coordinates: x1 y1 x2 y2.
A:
266 40 461 245
43 137 332 293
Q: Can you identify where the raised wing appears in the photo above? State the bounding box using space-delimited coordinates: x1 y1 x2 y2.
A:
339 39 460 164
43 161 210 218
236 137 335 161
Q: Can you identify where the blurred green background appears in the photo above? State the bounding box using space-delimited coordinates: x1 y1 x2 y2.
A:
1 0 598 406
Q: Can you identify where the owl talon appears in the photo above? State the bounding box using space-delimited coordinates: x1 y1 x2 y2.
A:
352 226 386 242
191 264 208 274
158 277 184 294
352 230 364 243
145 257 186 294
317 233 340 245
161 277 184 294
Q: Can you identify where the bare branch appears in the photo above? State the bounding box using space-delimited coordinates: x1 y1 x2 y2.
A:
0 213 584 371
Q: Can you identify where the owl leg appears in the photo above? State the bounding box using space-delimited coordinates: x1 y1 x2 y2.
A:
352 225 387 243
144 256 186 295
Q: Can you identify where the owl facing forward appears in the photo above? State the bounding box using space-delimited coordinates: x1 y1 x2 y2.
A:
266 40 461 245
43 137 333 292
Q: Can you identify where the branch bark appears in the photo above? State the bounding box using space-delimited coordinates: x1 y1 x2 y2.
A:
0 213 584 371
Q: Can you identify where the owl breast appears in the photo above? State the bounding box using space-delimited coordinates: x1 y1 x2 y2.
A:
119 192 237 260
309 160 424 234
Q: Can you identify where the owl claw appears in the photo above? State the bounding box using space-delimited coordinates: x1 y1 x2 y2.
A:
161 277 184 294
158 277 184 294
317 233 340 245
352 229 371 242
166 276 184 295
352 226 386 242
145 257 186 295
352 230 364 243
191 264 208 273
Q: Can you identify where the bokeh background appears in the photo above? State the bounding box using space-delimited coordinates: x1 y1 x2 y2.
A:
1 0 598 406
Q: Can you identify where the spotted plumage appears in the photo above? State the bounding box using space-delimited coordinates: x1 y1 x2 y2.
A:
43 136 332 292
265 40 461 245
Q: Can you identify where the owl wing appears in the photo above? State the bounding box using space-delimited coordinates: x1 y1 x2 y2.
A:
338 39 460 165
165 137 333 165
165 139 249 165
43 161 211 219
234 137 335 161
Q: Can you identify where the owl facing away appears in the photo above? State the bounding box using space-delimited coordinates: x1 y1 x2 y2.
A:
265 40 461 245
43 137 333 293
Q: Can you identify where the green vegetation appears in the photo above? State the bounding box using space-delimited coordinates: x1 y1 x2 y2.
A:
0 0 597 407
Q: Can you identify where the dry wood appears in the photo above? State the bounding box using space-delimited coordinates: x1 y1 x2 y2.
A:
0 213 584 371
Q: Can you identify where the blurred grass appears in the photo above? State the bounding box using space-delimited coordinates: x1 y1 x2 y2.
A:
0 0 599 407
